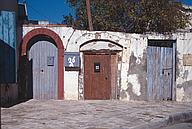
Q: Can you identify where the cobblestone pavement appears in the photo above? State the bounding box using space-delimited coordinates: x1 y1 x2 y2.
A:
1 100 192 129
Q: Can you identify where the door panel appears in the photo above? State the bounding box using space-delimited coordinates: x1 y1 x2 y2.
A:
29 41 58 99
147 46 174 101
161 47 173 100
84 54 111 100
147 47 161 100
111 54 118 99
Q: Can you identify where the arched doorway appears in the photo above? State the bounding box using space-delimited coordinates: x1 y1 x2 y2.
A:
21 28 64 99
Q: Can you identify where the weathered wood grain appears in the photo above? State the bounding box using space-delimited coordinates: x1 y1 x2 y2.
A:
29 41 58 99
147 42 175 101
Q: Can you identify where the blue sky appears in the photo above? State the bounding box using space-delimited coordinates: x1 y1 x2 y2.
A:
19 0 192 24
181 0 192 5
19 0 75 24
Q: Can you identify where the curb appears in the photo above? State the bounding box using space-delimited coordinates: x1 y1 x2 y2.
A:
130 111 192 129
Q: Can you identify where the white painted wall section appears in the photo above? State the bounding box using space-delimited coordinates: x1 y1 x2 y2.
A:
64 71 79 100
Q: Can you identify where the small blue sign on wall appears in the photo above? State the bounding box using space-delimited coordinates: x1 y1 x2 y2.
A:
64 52 80 69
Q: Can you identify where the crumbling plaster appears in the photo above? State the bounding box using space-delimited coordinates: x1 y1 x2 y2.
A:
176 33 192 102
22 25 192 102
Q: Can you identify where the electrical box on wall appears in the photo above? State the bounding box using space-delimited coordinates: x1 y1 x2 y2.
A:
64 52 80 71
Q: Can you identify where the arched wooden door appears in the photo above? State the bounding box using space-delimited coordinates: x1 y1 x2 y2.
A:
29 40 58 99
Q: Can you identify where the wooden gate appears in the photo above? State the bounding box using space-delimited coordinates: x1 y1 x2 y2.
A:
147 40 175 101
84 53 111 100
29 41 58 99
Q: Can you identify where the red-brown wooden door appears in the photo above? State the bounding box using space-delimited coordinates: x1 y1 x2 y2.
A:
84 53 111 100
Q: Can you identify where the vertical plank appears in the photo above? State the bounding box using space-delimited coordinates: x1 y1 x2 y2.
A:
111 54 118 99
172 43 176 100
147 47 153 100
84 54 91 99
102 54 111 99
161 47 173 100
40 41 43 99
37 42 41 99
54 43 59 99
160 47 164 100
168 48 173 100
147 46 161 100
167 47 173 100
46 42 58 99
47 42 51 99
40 41 46 99
154 47 161 100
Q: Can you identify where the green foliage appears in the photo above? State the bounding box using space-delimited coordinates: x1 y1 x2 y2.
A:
62 13 74 26
63 0 191 33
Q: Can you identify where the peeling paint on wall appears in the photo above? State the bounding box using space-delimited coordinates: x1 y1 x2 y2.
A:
176 34 192 102
126 50 147 101
176 87 184 101
127 74 141 96
177 80 192 101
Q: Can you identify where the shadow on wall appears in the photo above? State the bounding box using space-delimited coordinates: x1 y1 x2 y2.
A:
0 39 33 107
27 59 33 99
0 39 18 107
0 39 16 83
18 48 33 103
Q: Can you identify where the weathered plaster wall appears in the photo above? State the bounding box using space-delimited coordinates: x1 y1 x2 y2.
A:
64 71 78 100
22 25 192 102
176 33 192 102
120 35 147 100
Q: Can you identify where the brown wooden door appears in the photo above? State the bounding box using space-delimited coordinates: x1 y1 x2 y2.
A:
84 53 111 100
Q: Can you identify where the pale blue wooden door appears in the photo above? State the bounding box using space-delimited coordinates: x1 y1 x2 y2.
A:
29 41 58 99
147 46 173 101
161 47 173 100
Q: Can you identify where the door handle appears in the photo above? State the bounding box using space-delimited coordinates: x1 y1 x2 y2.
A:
105 77 108 80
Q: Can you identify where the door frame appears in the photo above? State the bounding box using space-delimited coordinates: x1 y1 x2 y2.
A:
79 39 123 100
21 28 64 99
83 51 120 100
147 39 176 101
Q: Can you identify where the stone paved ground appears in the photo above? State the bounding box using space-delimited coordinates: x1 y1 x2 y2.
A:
1 100 192 129
163 122 192 129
